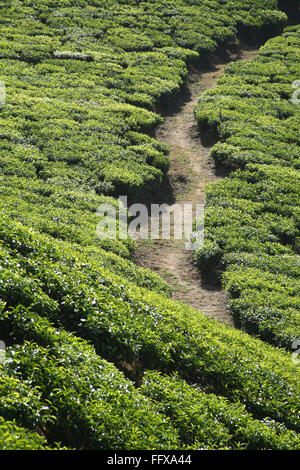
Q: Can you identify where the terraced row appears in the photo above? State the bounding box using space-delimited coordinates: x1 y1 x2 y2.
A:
194 25 300 349
0 217 299 449
0 0 298 449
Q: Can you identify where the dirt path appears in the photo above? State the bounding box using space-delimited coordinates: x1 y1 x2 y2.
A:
134 47 259 326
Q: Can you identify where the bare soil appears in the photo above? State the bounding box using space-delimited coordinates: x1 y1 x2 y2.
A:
134 47 259 326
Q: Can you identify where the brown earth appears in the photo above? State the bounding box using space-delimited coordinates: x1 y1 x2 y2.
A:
134 47 259 326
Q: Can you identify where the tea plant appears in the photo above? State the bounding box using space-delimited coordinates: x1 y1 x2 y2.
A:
0 0 298 450
195 26 300 348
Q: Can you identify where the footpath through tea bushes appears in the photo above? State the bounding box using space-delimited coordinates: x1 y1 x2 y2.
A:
0 0 300 451
134 47 259 326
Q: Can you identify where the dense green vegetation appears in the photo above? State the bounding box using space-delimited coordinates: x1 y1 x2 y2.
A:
0 0 286 205
0 417 60 450
0 0 299 451
195 25 300 349
141 371 300 450
0 216 300 449
0 0 285 270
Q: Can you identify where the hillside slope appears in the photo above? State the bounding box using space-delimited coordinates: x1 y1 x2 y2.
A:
194 25 300 349
0 0 299 450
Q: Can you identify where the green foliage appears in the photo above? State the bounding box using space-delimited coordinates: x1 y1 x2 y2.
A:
194 26 300 347
0 219 299 436
0 417 58 450
0 212 171 296
0 0 286 204
1 309 180 450
141 371 300 450
0 0 297 451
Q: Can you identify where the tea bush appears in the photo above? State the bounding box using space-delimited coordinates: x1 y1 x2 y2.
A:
0 218 299 435
0 417 57 450
140 371 300 450
0 0 298 451
1 309 180 450
195 26 300 348
0 0 286 201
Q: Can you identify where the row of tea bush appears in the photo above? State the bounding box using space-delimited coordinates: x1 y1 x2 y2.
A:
194 25 300 349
